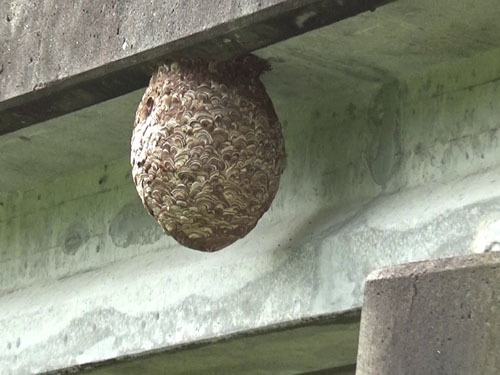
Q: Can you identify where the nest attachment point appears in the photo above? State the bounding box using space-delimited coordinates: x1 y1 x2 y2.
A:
131 55 285 252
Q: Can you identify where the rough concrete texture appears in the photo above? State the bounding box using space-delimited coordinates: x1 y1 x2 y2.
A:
1 0 500 373
2 45 500 373
3 0 500 191
0 0 283 102
0 0 392 132
56 311 359 375
356 252 500 375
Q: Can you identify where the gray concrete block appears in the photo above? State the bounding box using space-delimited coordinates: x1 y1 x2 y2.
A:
356 252 500 375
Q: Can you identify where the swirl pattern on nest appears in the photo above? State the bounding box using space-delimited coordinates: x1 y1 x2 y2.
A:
131 55 285 252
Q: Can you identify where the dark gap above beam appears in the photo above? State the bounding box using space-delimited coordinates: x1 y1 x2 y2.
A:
300 364 357 374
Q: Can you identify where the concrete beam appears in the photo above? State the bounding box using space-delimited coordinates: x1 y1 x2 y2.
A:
47 310 360 375
0 0 392 135
356 253 500 375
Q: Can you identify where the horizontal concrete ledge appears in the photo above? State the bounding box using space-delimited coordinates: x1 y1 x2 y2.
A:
0 0 393 135
366 250 500 282
45 309 360 375
302 364 357 375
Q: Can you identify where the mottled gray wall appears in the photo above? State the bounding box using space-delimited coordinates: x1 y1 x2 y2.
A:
1 41 500 375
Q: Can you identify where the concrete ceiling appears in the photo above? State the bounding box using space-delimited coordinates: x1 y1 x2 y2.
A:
1 0 499 192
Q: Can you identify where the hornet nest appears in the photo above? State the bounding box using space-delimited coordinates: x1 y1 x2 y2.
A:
131 55 285 252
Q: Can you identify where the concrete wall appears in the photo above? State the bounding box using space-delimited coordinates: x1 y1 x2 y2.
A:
2 37 500 372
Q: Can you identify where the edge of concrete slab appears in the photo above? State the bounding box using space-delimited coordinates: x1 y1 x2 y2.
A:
366 251 500 282
0 0 394 135
44 309 361 375
301 364 357 374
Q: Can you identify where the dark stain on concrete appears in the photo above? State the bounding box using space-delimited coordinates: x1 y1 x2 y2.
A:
109 200 163 248
98 174 108 185
346 103 357 119
366 80 402 187
63 222 90 255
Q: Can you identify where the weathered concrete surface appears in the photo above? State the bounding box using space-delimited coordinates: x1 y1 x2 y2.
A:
48 310 359 375
2 45 500 373
0 0 393 133
356 252 500 375
3 0 500 192
1 0 500 373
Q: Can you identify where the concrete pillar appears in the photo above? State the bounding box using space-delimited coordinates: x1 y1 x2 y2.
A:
356 252 500 375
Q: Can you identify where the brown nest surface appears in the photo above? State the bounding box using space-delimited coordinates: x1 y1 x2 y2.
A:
131 55 285 251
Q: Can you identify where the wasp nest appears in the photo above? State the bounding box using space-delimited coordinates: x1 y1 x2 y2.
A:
131 55 285 252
